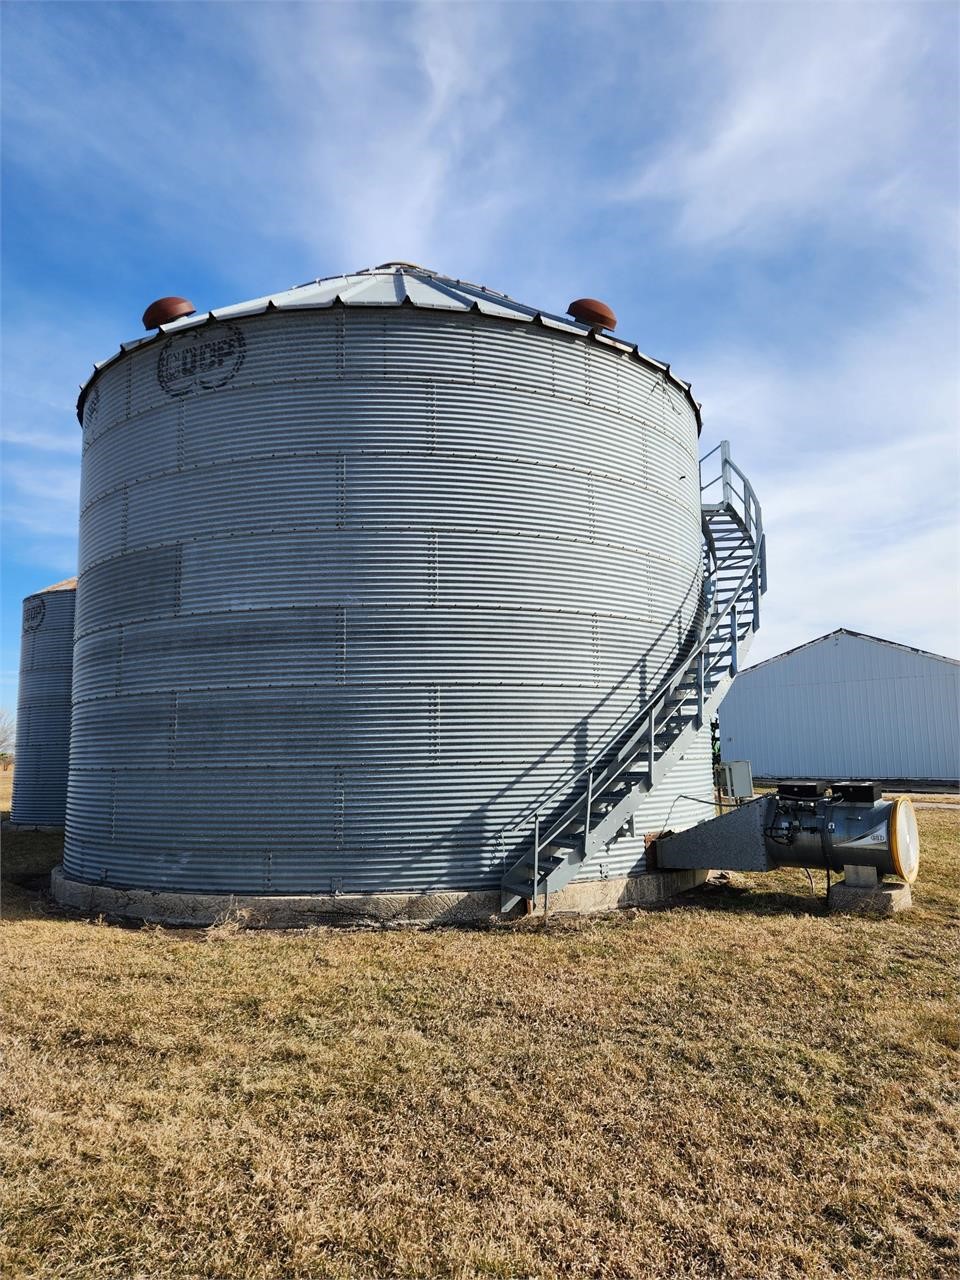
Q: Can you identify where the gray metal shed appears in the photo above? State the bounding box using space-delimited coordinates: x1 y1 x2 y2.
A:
720 629 960 785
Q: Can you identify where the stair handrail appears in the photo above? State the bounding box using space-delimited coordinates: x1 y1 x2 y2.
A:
500 441 765 844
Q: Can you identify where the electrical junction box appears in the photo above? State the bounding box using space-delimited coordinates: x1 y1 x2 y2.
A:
717 760 754 801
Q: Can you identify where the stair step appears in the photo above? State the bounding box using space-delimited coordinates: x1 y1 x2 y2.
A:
502 879 535 898
518 852 566 872
597 784 632 806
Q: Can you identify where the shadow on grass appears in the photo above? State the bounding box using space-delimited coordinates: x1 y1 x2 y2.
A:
1 825 65 923
673 877 830 918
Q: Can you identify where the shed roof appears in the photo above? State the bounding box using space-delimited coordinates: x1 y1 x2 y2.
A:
76 263 702 429
742 628 960 675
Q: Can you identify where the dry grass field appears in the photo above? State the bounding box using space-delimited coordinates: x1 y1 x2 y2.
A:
0 802 957 1279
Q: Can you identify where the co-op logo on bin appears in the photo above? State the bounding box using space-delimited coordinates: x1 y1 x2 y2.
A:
23 595 46 633
157 323 246 398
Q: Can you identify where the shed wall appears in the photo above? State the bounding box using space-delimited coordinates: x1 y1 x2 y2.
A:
720 632 960 782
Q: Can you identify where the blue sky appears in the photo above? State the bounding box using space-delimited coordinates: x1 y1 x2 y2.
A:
2 0 958 718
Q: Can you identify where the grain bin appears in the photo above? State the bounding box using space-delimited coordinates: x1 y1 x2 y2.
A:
56 264 765 923
11 578 77 827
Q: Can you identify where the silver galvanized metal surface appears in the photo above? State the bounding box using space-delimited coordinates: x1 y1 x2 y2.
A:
66 297 709 894
76 264 702 432
720 629 960 782
11 580 77 826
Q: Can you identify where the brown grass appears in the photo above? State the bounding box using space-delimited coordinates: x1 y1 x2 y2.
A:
0 809 957 1279
885 793 960 805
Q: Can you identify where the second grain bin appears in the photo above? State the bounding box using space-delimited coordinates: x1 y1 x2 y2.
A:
11 578 77 827
56 264 764 922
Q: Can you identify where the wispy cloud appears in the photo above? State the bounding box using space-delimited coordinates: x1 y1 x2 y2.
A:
612 2 959 660
1 2 536 282
3 458 80 536
1 0 957 677
1 312 86 593
695 302 960 661
231 0 528 268
620 4 955 257
2 318 88 453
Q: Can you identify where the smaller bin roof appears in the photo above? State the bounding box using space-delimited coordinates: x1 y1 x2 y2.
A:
77 263 701 429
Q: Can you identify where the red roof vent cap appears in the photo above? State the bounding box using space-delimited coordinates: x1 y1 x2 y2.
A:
142 296 196 330
567 297 617 331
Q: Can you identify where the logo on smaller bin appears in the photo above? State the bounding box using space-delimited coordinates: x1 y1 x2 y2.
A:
23 595 46 633
157 324 246 398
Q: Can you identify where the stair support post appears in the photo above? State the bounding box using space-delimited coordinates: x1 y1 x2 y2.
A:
696 652 705 728
647 708 656 777
720 440 733 508
532 812 540 910
730 605 739 675
585 770 593 853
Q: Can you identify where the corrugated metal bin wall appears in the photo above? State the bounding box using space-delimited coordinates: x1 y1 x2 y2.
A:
11 581 77 825
66 297 711 894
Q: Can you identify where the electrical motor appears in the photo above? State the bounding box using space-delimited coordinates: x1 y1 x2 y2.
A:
763 782 919 883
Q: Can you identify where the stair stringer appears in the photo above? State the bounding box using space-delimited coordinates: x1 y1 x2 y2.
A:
498 441 765 914
499 656 746 912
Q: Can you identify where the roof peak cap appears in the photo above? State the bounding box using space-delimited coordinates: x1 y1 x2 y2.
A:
370 261 434 274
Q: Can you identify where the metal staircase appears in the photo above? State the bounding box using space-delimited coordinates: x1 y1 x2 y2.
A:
500 441 766 913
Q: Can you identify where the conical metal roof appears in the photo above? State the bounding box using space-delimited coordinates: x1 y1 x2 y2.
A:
210 262 552 324
77 264 701 429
